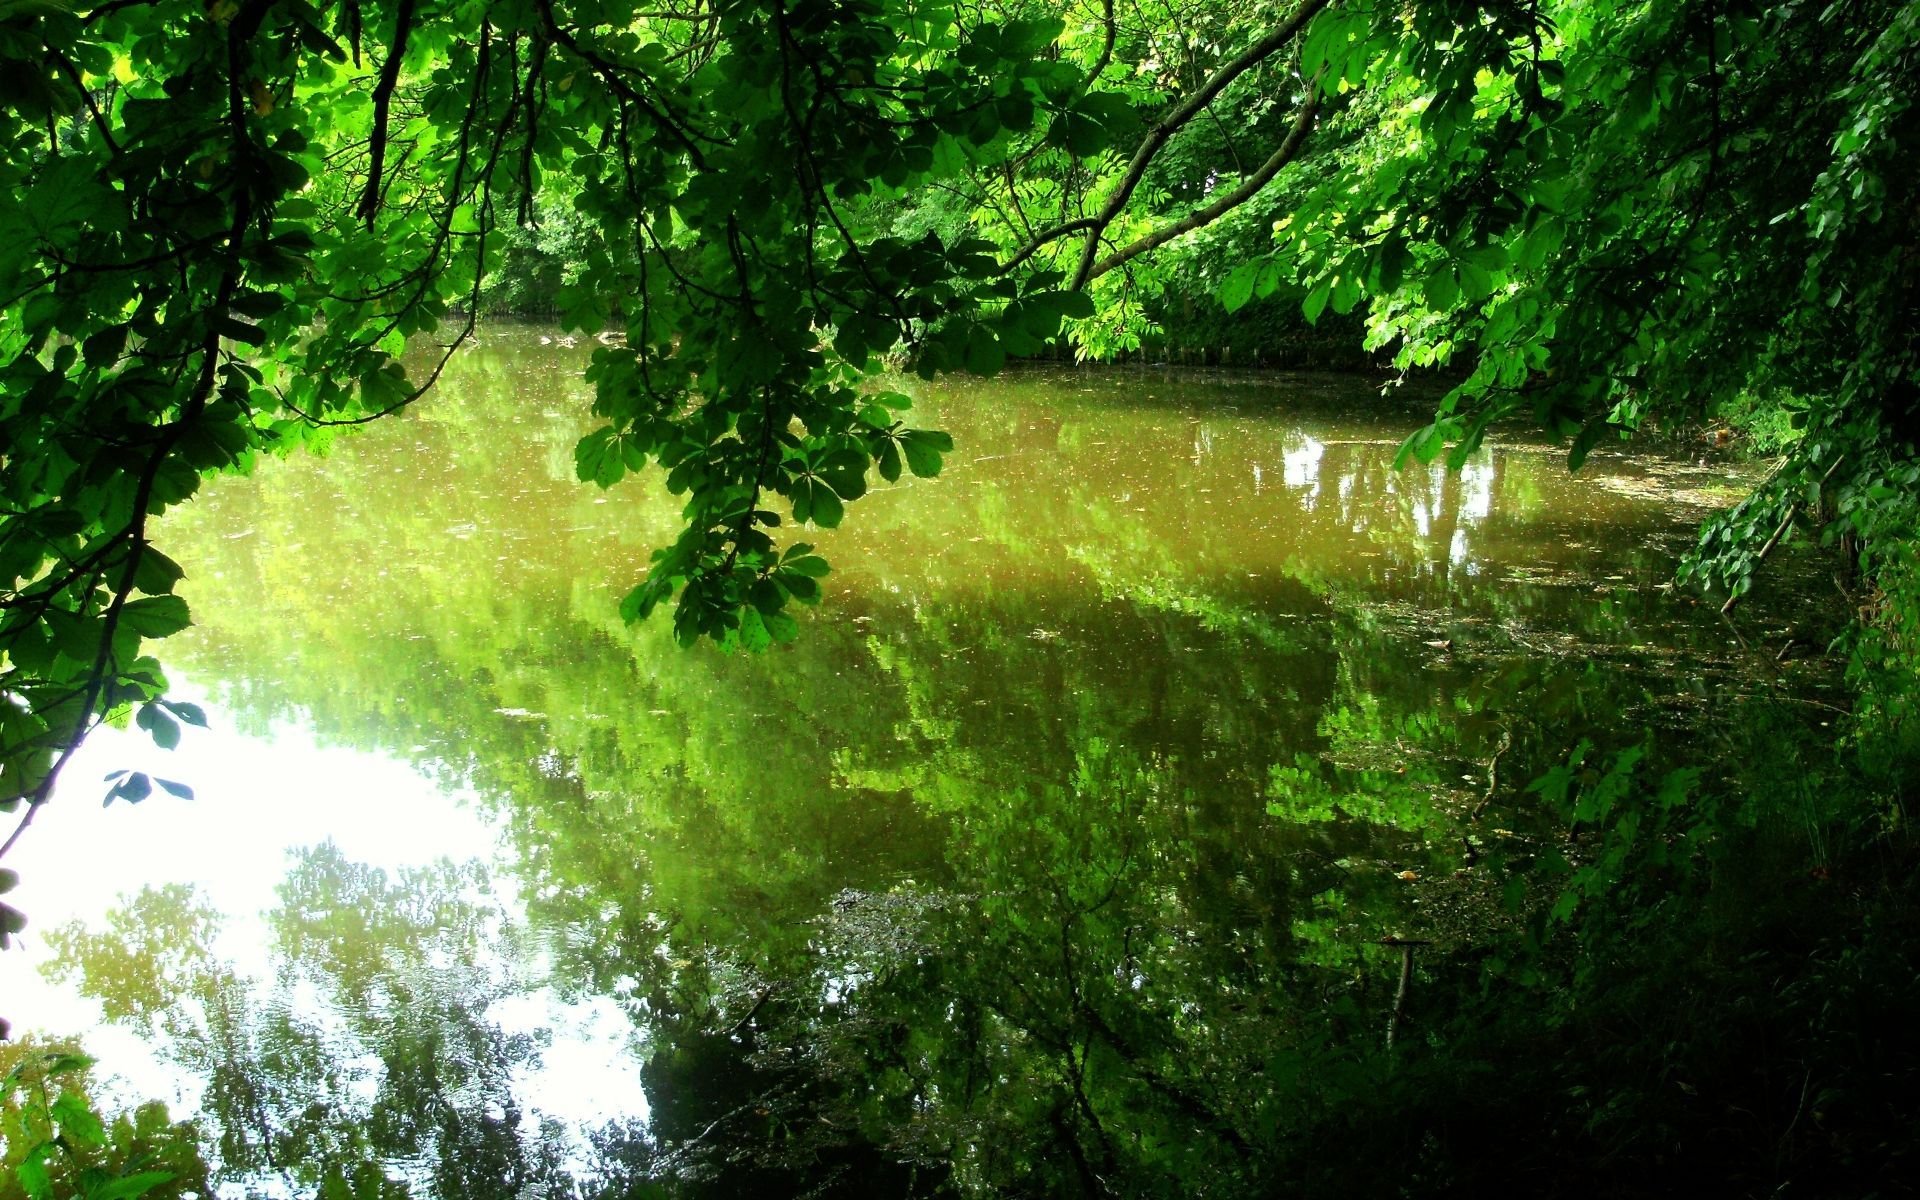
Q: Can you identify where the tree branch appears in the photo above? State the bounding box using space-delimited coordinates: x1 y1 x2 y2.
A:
534 0 716 166
994 0 1334 281
1086 77 1322 280
1085 0 1117 85
357 0 419 225
1068 0 1334 288
3 0 270 846
1000 216 1103 275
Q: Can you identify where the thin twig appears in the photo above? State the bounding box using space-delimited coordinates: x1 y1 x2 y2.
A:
1721 454 1845 615
1470 727 1513 819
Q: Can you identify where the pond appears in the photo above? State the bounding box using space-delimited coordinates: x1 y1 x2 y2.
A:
4 327 1837 1196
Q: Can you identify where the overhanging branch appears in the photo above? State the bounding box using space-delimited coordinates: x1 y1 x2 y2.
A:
1087 76 1323 281
1068 0 1334 288
357 0 418 225
993 0 1335 282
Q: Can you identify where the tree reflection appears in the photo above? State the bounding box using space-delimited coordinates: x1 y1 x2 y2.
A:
54 341 1803 1195
47 849 572 1200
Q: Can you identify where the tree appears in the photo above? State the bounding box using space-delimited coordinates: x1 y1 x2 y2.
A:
4 0 1916 881
0 0 1545 848
1232 0 1920 728
1 1039 213 1200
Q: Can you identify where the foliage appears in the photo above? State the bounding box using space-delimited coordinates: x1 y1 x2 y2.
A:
1 1044 209 1200
5 0 1920 1188
136 346 1744 979
1208 0 1919 726
1305 719 1920 1198
0 0 1615 850
477 199 598 316
5 0 1911 864
0 0 1116 855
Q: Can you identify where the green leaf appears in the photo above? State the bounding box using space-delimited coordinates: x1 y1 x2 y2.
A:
814 448 869 500
48 608 102 661
620 578 670 623
1394 422 1449 469
160 699 207 727
1001 16 1065 53
229 289 287 318
106 772 152 805
1220 260 1262 314
794 476 845 528
87 1172 176 1200
290 13 347 62
1330 275 1361 315
809 485 844 528
40 1054 92 1077
0 901 27 946
778 571 821 603
1517 215 1565 271
120 595 191 639
215 316 265 346
82 325 127 368
1054 290 1096 320
900 429 952 478
1068 91 1140 150
1458 261 1495 301
735 606 772 653
964 325 1005 376
0 0 82 19
1375 239 1413 292
1567 416 1614 471
135 702 180 750
748 577 783 616
1048 111 1107 157
51 1091 105 1146
1302 280 1331 323
132 548 186 596
574 429 626 488
1501 874 1527 913
18 1149 51 1200
1446 410 1496 470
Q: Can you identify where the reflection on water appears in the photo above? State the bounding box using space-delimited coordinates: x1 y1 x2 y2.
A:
12 328 1827 1196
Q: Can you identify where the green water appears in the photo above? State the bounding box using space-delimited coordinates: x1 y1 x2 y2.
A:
13 327 1835 1197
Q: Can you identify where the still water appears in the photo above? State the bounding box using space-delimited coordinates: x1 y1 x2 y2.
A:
6 328 1823 1196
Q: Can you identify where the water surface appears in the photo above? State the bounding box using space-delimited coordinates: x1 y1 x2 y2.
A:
7 328 1831 1197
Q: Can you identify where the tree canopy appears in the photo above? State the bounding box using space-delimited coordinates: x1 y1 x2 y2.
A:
2 0 1917 873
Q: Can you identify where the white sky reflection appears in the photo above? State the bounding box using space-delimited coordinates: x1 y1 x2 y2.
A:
3 679 647 1132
